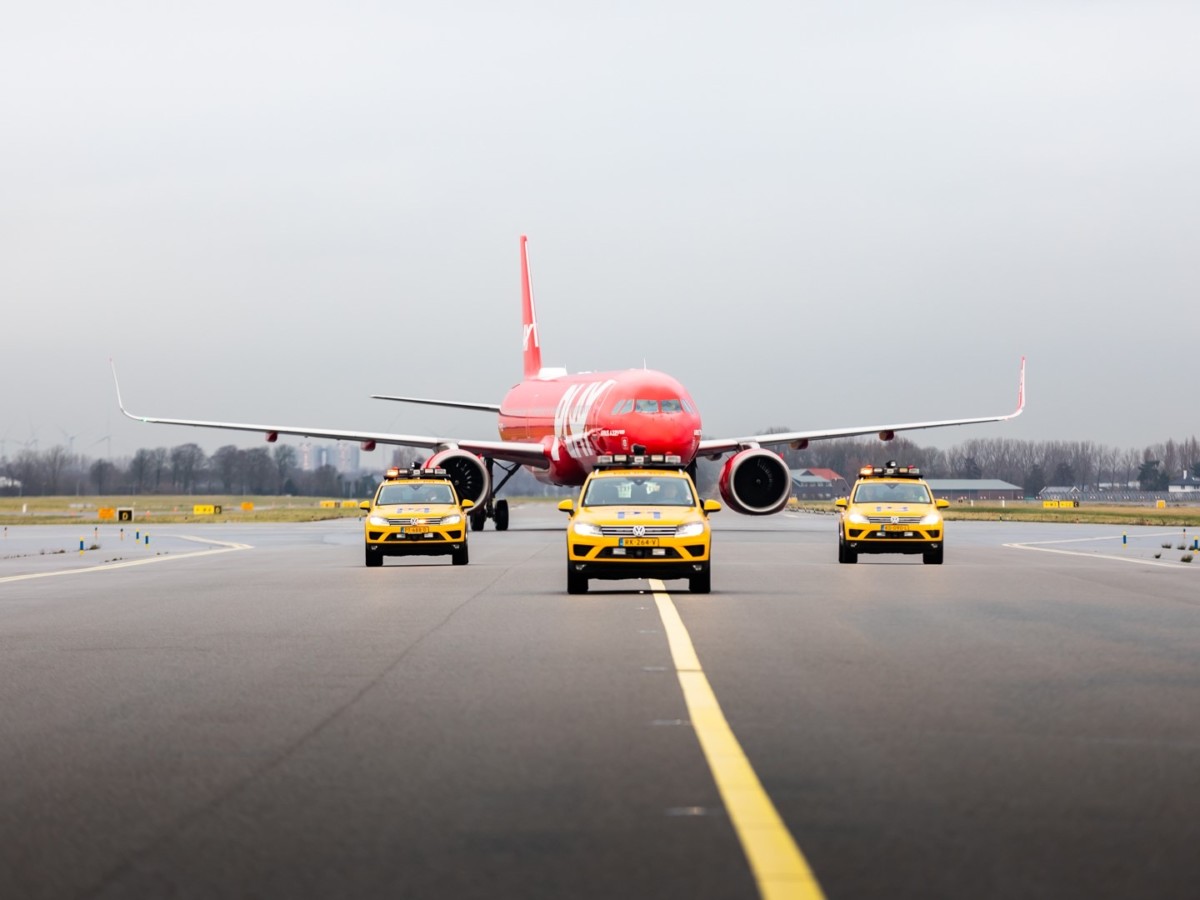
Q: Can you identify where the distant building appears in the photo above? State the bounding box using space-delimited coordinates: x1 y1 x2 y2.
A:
1169 473 1200 494
928 479 1023 501
790 468 849 500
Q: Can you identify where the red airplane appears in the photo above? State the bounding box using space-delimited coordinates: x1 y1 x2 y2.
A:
115 236 1025 530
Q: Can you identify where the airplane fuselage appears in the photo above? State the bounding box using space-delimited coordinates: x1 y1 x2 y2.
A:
497 368 702 485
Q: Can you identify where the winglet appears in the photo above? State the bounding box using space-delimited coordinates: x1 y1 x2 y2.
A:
1013 356 1026 418
110 359 144 422
520 235 542 379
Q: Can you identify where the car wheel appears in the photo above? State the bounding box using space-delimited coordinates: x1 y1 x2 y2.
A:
365 547 383 567
567 567 587 594
470 508 487 531
923 547 944 565
689 567 711 594
838 536 857 564
452 545 469 566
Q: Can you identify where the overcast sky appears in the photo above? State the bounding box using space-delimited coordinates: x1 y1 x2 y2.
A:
3 1 1198 461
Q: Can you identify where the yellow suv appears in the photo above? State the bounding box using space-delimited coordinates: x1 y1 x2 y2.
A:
360 467 474 567
835 462 949 565
557 454 720 594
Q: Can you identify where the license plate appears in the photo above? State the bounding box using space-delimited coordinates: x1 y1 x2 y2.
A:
620 538 659 547
883 524 914 533
402 525 430 534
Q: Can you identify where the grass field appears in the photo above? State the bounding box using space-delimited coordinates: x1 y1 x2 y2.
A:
0 495 365 525
792 499 1200 527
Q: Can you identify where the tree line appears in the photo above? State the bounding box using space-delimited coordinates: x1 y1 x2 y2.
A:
3 434 1199 498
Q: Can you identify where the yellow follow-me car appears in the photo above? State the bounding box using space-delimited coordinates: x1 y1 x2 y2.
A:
558 454 720 595
360 467 473 567
835 462 950 565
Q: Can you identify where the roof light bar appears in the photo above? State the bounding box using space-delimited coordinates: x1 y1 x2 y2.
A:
384 466 449 479
595 453 685 469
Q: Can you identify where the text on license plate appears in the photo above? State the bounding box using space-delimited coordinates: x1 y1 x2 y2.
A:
402 526 430 534
883 524 914 532
620 538 659 547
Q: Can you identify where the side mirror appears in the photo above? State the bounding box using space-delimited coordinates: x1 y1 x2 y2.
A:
936 498 950 509
834 498 848 509
461 499 474 509
557 499 575 513
359 500 371 511
703 499 722 514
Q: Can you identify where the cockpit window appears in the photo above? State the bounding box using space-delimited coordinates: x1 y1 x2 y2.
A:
681 398 696 414
610 399 634 415
634 399 659 413
660 399 682 413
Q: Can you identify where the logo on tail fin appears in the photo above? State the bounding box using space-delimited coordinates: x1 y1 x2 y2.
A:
521 235 543 378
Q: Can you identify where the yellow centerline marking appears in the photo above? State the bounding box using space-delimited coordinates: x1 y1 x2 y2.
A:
0 535 252 584
649 578 825 900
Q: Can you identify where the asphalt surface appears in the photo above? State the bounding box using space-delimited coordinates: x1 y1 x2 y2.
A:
1 510 1197 899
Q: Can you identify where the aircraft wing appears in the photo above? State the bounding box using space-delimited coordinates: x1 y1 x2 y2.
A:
698 357 1026 457
112 364 549 469
370 394 502 413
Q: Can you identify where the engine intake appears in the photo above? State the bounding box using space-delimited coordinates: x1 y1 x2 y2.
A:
424 449 489 506
718 448 791 515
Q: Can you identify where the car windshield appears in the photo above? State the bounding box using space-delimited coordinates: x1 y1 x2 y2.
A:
377 483 455 505
853 482 932 504
582 476 695 506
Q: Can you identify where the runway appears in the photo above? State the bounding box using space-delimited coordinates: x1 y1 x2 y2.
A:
1 510 1197 899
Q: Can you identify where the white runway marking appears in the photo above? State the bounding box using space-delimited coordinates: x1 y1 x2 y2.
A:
0 535 253 584
1005 530 1196 568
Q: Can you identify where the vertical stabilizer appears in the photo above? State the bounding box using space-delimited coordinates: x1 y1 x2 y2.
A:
521 235 542 378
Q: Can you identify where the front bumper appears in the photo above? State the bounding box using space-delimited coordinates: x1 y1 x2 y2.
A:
842 524 941 555
366 527 466 556
567 537 710 580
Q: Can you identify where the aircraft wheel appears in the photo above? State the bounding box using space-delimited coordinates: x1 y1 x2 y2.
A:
494 499 510 531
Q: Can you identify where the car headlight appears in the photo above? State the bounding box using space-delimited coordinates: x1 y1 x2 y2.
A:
572 521 604 537
920 511 941 525
442 514 462 526
367 515 389 527
675 521 706 538
846 511 870 524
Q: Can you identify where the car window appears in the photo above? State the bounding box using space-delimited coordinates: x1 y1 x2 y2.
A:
854 482 931 504
378 483 455 505
583 476 694 506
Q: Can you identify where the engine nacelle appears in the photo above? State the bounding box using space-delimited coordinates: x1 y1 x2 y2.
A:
718 448 792 515
424 449 490 506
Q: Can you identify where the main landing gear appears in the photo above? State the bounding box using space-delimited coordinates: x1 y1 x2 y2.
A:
469 458 517 532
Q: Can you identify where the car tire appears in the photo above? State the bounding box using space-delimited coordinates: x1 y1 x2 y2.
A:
838 537 857 564
494 499 510 531
689 567 711 594
923 547 944 565
470 508 487 531
365 547 383 567
567 567 587 594
452 545 469 566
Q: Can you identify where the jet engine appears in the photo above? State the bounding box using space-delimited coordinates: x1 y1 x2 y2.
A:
717 448 791 515
424 449 490 507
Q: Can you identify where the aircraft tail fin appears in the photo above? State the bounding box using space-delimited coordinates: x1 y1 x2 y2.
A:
520 235 543 379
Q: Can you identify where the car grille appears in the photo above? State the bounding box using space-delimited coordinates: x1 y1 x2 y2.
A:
386 516 448 526
865 516 924 524
598 525 680 537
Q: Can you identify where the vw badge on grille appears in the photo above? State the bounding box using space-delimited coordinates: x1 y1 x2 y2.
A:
890 516 900 524
633 524 646 537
